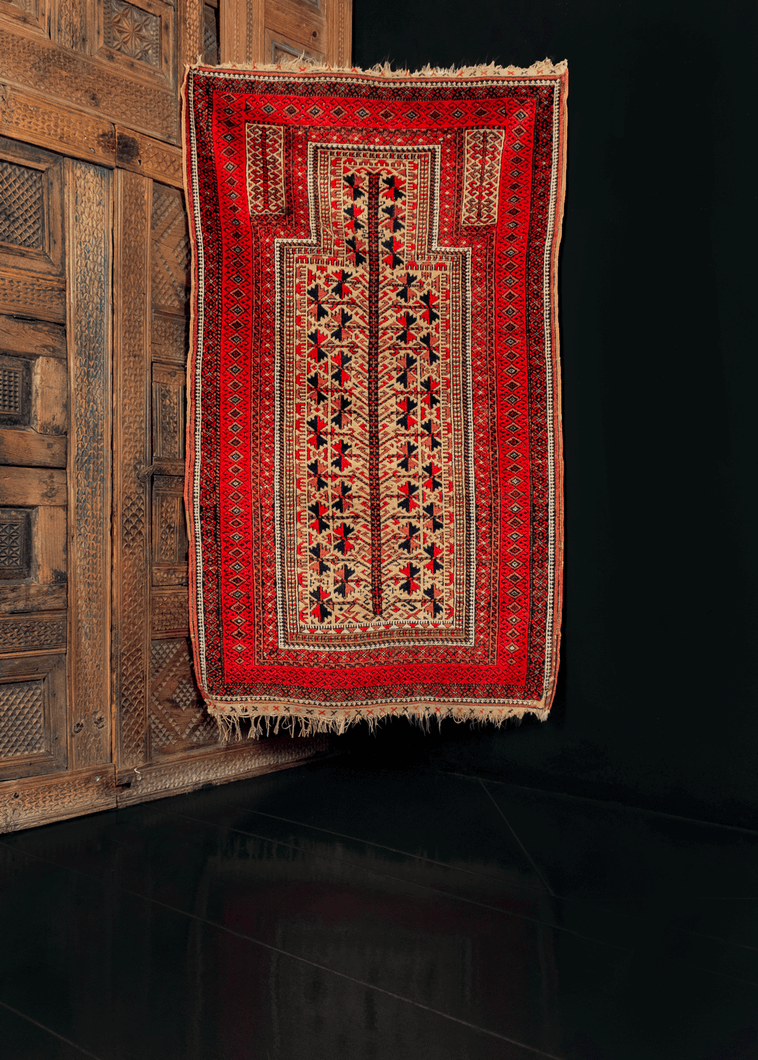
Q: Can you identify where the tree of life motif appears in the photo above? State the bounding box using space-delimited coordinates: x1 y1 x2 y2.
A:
277 143 474 651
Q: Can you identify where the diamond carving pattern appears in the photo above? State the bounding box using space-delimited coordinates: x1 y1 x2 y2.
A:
152 185 190 310
0 680 45 757
203 3 219 65
115 172 151 769
149 639 217 751
0 160 44 249
104 0 161 66
0 522 23 569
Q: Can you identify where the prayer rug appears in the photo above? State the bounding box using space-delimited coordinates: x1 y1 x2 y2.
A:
183 60 568 737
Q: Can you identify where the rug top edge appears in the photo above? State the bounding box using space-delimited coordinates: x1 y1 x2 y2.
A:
187 57 568 80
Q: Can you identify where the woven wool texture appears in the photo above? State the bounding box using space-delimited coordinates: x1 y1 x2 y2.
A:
183 60 568 737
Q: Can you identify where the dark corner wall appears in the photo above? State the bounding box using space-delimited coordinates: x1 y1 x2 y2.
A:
342 0 758 828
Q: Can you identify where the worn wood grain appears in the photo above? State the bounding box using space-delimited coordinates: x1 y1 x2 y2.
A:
220 0 262 63
30 354 68 434
0 465 66 504
265 0 325 59
36 505 66 588
65 159 112 770
113 126 183 187
0 0 49 35
0 765 116 833
113 169 152 770
0 427 66 467
325 0 351 66
0 315 66 359
0 582 66 615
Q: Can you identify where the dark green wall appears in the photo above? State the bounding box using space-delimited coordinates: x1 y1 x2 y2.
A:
343 0 758 827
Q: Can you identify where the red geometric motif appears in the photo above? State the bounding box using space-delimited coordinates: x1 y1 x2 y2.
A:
183 62 568 736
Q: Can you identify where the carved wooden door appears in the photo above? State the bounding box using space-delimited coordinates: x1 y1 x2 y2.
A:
0 0 352 831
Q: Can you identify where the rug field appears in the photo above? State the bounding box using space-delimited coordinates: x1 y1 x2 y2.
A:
183 60 568 737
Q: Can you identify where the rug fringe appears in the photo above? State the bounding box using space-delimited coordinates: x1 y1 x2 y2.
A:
209 701 548 742
193 57 567 79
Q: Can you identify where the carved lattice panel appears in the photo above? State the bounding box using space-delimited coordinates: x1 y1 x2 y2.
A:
203 1 219 64
0 654 66 780
0 354 28 423
151 184 190 312
149 638 218 754
0 159 44 248
0 679 44 755
151 474 187 586
152 362 185 463
0 140 63 285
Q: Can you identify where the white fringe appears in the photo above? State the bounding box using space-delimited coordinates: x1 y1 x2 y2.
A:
192 57 567 79
209 701 549 741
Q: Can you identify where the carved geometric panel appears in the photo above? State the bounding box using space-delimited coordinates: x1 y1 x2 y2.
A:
97 0 175 85
103 0 161 65
151 589 189 637
0 159 44 249
152 362 185 462
149 638 217 754
151 184 189 312
0 654 67 780
0 509 31 580
151 474 187 586
152 312 188 365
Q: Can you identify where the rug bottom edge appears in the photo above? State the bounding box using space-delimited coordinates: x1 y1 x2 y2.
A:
206 702 550 740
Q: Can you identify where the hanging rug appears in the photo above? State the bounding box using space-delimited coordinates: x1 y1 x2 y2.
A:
183 59 568 738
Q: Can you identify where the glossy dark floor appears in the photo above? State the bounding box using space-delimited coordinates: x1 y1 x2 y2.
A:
1 753 757 1060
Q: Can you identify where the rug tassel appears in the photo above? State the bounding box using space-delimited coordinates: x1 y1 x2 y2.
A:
210 700 547 742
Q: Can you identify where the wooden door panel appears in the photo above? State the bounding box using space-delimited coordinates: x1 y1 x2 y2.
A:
0 0 352 831
0 652 66 780
265 0 326 63
146 177 215 755
0 146 111 805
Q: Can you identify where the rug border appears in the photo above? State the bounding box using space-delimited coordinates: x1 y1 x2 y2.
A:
181 62 568 734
